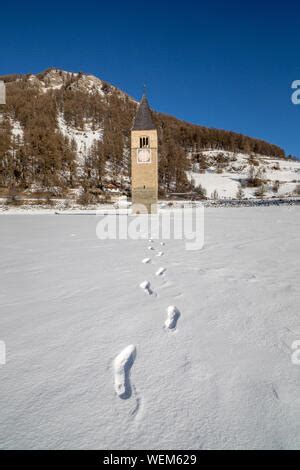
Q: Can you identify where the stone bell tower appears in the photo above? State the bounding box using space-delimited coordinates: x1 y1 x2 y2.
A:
131 95 158 214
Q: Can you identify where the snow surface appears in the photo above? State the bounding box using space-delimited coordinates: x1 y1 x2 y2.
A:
10 118 24 141
57 113 103 164
187 151 300 199
0 208 300 449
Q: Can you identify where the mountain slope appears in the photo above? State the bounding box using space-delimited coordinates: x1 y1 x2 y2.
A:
0 68 299 203
187 150 300 199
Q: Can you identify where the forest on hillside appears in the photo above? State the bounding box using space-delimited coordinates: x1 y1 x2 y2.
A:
0 71 287 200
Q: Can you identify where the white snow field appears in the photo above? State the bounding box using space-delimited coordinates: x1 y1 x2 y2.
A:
0 208 300 450
187 151 300 199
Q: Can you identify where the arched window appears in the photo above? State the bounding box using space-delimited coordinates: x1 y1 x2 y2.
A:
139 136 149 148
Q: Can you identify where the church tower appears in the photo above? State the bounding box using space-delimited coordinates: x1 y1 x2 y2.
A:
131 95 158 214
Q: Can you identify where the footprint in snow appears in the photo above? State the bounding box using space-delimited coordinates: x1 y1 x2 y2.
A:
156 251 164 257
139 280 153 295
164 305 181 331
113 345 136 399
148 246 155 251
156 267 166 276
142 258 151 264
160 242 165 246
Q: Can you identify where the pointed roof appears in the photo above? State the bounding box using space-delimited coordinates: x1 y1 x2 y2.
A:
132 95 156 130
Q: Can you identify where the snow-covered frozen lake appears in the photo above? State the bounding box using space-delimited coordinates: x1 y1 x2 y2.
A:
0 207 300 449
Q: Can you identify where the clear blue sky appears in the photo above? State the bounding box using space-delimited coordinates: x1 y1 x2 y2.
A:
1 0 300 157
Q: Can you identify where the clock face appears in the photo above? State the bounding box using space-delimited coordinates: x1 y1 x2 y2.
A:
137 148 151 164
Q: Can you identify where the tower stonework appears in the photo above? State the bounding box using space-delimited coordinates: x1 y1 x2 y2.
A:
131 95 158 214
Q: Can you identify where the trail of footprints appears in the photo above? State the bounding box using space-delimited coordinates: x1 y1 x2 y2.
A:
113 237 182 401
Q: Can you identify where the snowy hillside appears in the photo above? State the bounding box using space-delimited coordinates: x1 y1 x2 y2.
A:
7 69 131 168
10 118 23 141
57 113 103 164
1 68 299 202
187 150 300 199
0 208 299 449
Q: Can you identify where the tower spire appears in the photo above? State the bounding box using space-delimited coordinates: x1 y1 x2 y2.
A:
132 93 156 131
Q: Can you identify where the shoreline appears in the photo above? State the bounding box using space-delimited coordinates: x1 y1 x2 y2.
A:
0 197 300 215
